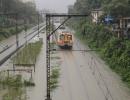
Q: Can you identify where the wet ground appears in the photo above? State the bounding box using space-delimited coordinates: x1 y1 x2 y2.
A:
26 32 46 100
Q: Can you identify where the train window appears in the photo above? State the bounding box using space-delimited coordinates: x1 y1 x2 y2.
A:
67 35 72 40
60 34 64 40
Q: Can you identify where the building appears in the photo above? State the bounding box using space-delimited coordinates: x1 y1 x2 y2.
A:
114 17 130 38
110 17 130 38
91 9 103 23
119 17 130 29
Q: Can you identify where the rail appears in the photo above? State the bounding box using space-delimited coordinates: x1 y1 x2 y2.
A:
0 25 46 66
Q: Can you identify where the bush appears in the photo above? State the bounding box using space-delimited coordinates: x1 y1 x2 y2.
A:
50 67 60 92
24 80 35 86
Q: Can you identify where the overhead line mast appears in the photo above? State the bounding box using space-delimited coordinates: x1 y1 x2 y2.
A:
45 13 88 100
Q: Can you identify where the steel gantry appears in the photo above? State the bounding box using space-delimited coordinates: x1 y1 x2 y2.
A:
45 13 88 100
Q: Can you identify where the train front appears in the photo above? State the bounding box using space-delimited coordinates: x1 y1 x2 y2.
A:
57 32 73 49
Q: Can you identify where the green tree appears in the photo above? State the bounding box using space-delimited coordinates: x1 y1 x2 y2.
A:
103 0 130 17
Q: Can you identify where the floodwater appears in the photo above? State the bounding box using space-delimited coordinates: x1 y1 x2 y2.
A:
1 29 130 100
26 33 46 100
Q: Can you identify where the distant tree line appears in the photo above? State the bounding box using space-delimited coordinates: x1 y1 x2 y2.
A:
0 0 40 24
68 0 130 17
0 0 43 41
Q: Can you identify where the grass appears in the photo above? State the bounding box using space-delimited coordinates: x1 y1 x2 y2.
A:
13 41 42 65
50 51 58 54
0 26 24 42
0 74 25 100
0 71 35 100
50 50 61 92
51 56 61 60
0 24 35 42
24 80 35 87
50 67 60 92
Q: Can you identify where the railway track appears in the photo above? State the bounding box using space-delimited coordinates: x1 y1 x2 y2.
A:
0 24 46 66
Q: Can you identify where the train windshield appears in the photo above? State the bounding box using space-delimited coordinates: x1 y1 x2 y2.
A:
67 35 72 40
60 34 64 40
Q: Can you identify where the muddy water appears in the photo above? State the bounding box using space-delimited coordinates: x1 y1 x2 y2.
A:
52 37 130 100
26 33 46 100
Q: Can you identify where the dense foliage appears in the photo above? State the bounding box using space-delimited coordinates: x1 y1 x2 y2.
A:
0 26 24 41
0 0 40 24
0 0 41 41
69 0 130 17
103 0 130 17
0 0 37 17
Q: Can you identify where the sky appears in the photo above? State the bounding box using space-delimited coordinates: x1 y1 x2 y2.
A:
35 0 76 13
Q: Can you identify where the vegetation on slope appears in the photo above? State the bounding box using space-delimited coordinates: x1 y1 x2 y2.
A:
0 0 42 42
68 0 130 88
69 19 130 87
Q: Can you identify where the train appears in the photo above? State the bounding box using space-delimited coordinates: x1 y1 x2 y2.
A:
56 31 73 49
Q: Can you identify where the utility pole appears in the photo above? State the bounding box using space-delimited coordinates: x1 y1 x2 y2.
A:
15 13 19 49
24 19 27 44
51 17 54 43
45 14 51 100
0 0 2 12
38 13 40 37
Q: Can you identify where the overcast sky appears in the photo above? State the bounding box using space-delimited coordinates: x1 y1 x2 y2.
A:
35 0 76 13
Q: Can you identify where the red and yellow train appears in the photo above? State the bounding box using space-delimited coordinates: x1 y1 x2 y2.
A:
57 31 73 49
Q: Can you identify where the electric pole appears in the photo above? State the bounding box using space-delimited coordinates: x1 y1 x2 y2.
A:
38 13 40 37
45 14 51 100
0 0 2 12
45 13 88 100
15 13 19 49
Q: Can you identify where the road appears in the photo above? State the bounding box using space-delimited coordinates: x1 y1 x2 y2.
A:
52 36 130 100
0 23 45 67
